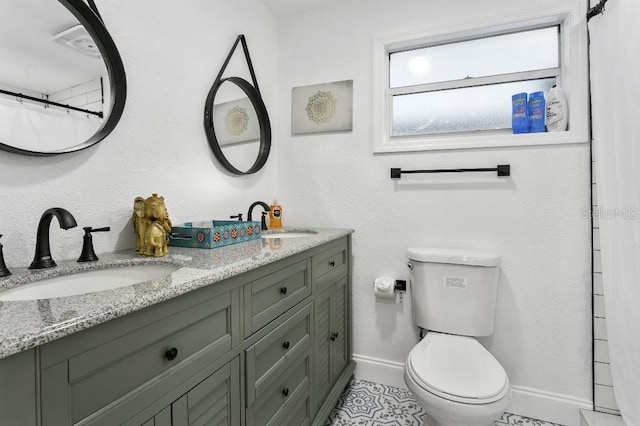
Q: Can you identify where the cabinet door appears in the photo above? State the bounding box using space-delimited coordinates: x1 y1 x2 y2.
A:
331 277 348 382
313 276 349 415
313 287 332 407
131 357 240 426
172 356 240 426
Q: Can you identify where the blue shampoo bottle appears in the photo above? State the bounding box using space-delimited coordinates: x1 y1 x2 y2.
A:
512 93 529 134
528 91 546 133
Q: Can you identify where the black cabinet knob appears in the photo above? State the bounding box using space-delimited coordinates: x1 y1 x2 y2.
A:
282 388 289 397
329 260 336 267
283 341 290 350
165 347 178 361
330 332 339 342
280 287 288 295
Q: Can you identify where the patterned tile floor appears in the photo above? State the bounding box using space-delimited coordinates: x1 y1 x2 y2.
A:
325 379 564 426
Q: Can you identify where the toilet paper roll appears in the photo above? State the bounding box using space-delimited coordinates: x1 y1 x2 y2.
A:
374 277 395 299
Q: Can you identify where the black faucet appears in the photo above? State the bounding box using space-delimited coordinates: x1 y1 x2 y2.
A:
29 208 78 269
247 201 270 230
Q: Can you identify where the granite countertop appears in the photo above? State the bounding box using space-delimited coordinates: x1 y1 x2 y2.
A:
0 228 353 360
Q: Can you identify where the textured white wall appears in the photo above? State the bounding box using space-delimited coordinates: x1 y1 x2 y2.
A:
0 0 594 410
0 0 279 267
276 0 593 402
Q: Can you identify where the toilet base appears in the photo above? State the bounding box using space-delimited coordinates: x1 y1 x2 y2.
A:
404 368 511 426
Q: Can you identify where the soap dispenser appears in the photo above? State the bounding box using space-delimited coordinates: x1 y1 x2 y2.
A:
269 200 282 229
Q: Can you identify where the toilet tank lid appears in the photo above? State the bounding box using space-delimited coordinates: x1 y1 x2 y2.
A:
407 247 500 267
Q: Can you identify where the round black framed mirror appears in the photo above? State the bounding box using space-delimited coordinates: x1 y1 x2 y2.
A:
0 0 126 156
204 77 271 175
204 35 271 175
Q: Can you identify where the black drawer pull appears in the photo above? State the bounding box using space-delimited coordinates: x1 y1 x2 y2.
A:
282 388 289 397
329 260 336 267
165 347 178 361
280 286 288 295
330 332 339 342
283 341 290 350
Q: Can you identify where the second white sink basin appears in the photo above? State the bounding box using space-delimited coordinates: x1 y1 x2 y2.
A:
0 264 179 301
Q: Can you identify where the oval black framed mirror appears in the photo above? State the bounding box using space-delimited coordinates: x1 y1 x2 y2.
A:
0 0 127 156
204 35 271 175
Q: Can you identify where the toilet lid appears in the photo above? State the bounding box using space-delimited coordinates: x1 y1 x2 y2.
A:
407 332 508 404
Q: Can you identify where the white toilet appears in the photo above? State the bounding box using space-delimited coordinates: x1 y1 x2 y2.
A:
404 247 511 426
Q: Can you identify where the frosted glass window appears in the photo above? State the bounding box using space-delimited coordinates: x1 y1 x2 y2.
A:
390 26 559 88
387 25 560 138
392 78 556 136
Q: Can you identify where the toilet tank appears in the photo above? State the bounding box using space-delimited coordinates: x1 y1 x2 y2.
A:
407 247 500 337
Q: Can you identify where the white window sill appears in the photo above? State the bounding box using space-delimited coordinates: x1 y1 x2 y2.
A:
374 128 589 154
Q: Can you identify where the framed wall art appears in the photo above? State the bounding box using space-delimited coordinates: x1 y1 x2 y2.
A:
291 79 353 135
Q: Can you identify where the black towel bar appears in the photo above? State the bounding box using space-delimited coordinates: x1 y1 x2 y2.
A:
390 164 510 179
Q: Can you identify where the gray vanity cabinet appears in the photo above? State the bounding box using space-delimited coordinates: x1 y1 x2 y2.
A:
0 234 353 426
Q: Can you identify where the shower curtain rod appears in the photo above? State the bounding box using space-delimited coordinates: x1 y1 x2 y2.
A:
0 89 103 118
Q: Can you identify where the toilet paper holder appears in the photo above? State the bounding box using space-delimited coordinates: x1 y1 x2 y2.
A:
373 277 406 295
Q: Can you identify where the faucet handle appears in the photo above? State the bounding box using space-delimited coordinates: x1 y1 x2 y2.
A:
88 226 110 233
230 214 243 221
77 226 110 263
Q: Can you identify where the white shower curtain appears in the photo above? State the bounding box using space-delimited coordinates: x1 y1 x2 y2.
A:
0 97 101 151
589 0 640 424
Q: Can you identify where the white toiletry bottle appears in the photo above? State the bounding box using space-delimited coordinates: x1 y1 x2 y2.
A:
546 86 568 132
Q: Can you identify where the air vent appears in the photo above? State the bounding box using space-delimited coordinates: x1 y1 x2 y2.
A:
51 24 101 59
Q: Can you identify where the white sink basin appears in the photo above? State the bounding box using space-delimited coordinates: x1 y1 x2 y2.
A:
262 230 317 239
0 264 179 301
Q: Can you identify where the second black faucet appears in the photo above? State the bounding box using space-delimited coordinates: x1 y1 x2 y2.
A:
248 201 270 231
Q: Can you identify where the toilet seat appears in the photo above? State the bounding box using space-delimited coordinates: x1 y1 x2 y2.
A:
406 332 509 405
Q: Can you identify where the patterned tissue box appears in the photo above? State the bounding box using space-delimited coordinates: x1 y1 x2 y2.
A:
169 220 261 249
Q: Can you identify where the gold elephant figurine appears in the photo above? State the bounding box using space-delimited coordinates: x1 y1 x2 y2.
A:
133 194 172 257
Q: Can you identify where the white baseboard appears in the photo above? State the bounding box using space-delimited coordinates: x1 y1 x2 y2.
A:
352 353 592 426
353 353 407 389
509 386 592 426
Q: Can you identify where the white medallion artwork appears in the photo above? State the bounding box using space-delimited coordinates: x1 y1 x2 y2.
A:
212 96 260 146
292 80 353 134
306 90 337 124
225 106 249 136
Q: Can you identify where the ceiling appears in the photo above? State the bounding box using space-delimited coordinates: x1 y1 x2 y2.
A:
0 0 105 94
259 0 353 17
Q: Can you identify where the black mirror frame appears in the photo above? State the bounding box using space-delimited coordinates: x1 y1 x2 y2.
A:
0 0 127 156
204 35 271 175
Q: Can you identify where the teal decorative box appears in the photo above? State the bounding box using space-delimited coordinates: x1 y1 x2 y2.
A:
169 220 262 249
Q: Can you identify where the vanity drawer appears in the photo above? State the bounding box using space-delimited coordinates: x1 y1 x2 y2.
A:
244 259 311 336
249 351 310 426
246 303 311 406
313 239 348 293
41 290 237 425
